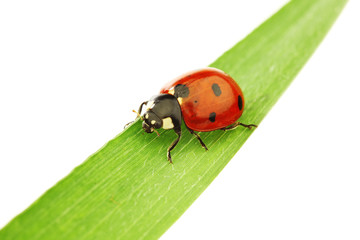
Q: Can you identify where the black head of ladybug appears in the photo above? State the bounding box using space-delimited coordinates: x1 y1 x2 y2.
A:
138 94 182 133
142 111 162 133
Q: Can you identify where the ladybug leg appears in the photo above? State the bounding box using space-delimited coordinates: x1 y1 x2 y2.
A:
221 122 257 131
167 128 181 164
123 121 134 129
137 101 148 116
186 127 208 151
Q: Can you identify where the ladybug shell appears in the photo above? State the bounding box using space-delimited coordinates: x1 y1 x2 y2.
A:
160 68 244 132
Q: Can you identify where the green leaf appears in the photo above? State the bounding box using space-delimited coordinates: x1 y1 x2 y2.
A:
0 0 347 239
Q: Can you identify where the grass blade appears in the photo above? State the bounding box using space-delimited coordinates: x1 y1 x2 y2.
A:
0 0 347 239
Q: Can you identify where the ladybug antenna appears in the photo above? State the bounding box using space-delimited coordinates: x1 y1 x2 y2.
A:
132 109 144 120
153 129 160 137
132 110 160 137
124 109 142 129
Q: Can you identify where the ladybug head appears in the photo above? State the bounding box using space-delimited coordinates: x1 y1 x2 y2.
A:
142 111 162 133
135 94 182 136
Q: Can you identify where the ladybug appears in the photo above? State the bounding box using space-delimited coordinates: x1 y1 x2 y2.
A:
132 68 257 163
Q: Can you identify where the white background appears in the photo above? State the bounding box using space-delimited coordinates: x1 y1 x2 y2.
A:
1 0 359 239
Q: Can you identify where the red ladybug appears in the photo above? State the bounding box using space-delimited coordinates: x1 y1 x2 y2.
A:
134 68 257 163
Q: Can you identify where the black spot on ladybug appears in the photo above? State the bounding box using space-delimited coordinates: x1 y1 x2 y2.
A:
238 95 243 111
211 83 222 96
174 84 189 98
209 112 216 122
194 100 198 103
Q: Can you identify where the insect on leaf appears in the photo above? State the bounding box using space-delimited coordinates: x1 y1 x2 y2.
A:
0 0 347 239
